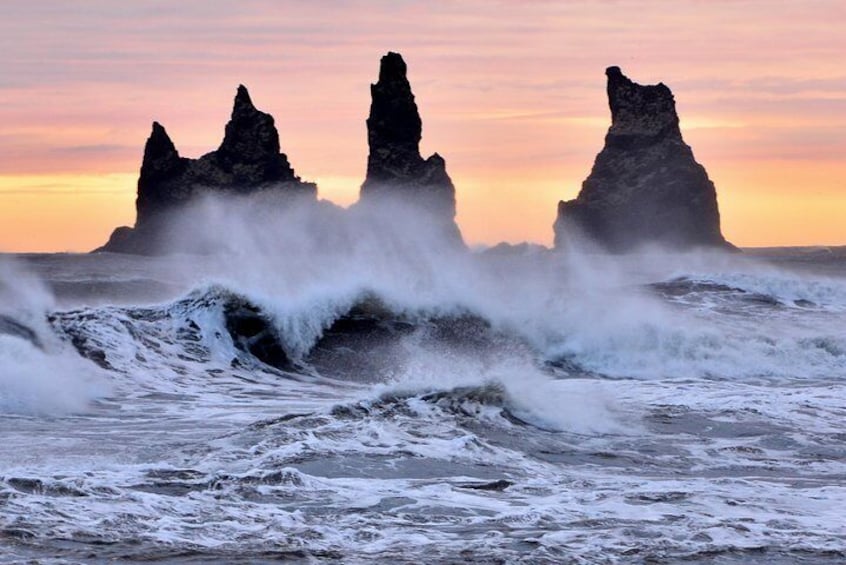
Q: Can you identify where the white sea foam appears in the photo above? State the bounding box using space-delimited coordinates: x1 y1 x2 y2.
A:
3 198 846 561
74 193 845 384
369 343 626 435
0 258 54 331
0 259 109 416
0 336 107 416
692 270 846 310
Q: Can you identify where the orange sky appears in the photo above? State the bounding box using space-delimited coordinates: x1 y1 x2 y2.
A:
1 1 844 252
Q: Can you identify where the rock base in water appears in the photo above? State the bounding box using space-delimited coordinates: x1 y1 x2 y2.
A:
554 66 731 252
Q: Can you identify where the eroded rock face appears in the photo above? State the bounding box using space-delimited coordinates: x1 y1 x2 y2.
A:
359 52 461 241
99 86 316 254
554 66 731 252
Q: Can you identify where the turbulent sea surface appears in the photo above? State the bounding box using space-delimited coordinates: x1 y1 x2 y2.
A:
2 238 846 563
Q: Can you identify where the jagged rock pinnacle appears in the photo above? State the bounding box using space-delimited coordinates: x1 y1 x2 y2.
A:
141 122 180 175
218 85 282 173
99 85 316 254
136 122 186 229
234 84 254 110
359 52 460 242
554 67 730 252
364 52 423 184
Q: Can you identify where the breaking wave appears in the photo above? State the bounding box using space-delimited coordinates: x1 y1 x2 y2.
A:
4 234 846 562
43 262 846 399
0 260 108 416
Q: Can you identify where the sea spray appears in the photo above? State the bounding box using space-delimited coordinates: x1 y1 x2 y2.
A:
0 259 109 415
88 193 846 382
3 234 846 561
371 341 628 435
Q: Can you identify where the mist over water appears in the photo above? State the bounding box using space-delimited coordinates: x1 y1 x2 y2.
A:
0 260 108 416
152 193 846 384
2 194 846 562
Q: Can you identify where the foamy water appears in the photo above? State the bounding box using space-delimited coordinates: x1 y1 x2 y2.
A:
1 199 845 563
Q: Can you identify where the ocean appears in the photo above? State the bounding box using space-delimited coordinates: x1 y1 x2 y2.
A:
1 204 845 563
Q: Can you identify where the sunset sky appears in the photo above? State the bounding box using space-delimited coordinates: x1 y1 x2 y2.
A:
1 1 844 252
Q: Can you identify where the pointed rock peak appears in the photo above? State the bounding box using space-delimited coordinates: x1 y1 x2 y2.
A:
378 52 408 83
233 84 255 113
364 51 423 182
150 121 172 142
218 83 281 166
101 84 316 254
144 121 179 160
361 52 458 234
138 120 182 204
427 152 445 165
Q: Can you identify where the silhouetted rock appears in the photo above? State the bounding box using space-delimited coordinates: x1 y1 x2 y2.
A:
359 52 461 242
98 85 315 254
133 122 187 231
554 66 731 251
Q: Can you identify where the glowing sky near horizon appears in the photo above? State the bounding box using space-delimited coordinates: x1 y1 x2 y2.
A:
0 0 844 252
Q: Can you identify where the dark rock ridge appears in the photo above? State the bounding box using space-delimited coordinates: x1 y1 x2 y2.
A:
359 52 461 241
554 66 731 251
99 85 315 254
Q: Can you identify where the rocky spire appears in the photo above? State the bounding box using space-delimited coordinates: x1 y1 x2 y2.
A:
364 52 423 184
98 85 316 254
216 84 285 180
554 66 731 251
142 122 181 176
605 66 680 140
135 122 186 229
360 52 458 226
234 83 253 108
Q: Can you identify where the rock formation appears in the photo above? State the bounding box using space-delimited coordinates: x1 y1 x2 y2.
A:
359 52 461 241
554 66 731 251
99 85 315 254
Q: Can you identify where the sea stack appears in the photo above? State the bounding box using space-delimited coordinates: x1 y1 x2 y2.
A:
99 85 316 254
554 66 730 251
359 52 461 241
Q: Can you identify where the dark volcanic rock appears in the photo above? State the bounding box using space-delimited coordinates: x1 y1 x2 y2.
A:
99 85 316 254
133 122 188 232
214 86 300 188
359 52 461 241
554 66 731 252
